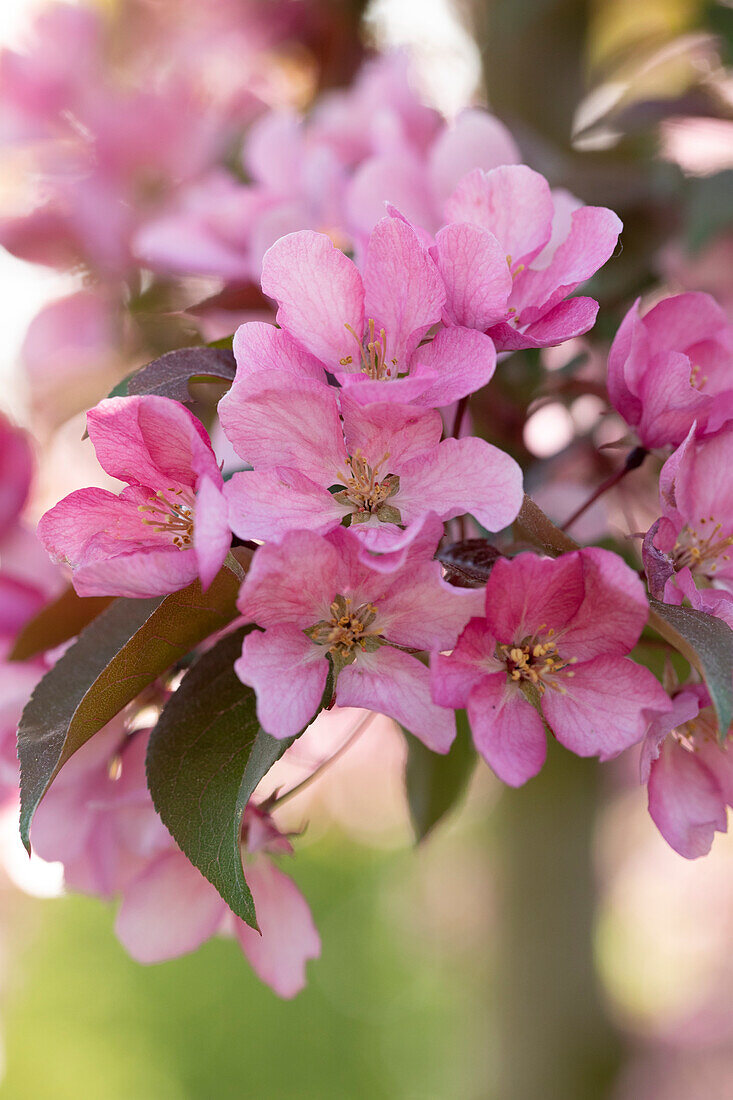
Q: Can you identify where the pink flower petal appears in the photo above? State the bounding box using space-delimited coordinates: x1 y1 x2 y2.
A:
362 216 445 367
543 655 669 760
235 859 320 998
232 321 325 383
115 851 225 964
648 738 727 859
445 165 554 267
219 376 345 483
260 230 364 369
234 626 329 738
432 223 512 329
236 530 344 627
193 476 231 591
337 645 456 753
467 674 547 786
396 435 523 532
429 108 520 205
225 468 343 542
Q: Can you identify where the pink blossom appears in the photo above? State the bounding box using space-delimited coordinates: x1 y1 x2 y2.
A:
431 549 669 786
0 411 32 537
428 166 622 350
37 396 230 598
643 687 733 859
219 373 522 546
260 217 497 406
608 293 733 448
116 805 320 998
234 518 483 750
33 721 319 996
643 425 733 600
345 106 521 247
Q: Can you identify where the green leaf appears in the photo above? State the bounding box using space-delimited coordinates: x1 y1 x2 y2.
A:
104 347 236 405
9 585 113 662
18 564 242 852
146 627 292 928
648 598 733 740
403 712 476 841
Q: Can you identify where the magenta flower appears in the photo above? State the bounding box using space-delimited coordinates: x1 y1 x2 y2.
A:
643 425 733 600
642 686 733 859
431 548 669 786
608 292 733 448
37 395 230 598
219 373 522 547
431 165 622 351
260 216 497 406
234 519 483 751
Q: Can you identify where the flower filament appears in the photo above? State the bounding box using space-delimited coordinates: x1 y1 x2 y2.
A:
139 487 195 549
498 626 577 695
673 516 733 576
305 594 383 672
333 450 401 524
341 318 398 380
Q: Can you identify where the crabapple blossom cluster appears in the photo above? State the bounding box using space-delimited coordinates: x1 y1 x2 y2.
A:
5 6 733 1003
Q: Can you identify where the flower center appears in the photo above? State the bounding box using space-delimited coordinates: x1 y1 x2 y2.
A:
333 450 401 524
138 487 195 549
340 318 398 380
673 517 733 576
689 363 708 390
498 627 577 695
305 594 383 671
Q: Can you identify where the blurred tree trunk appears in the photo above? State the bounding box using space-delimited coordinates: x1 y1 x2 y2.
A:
468 0 592 150
493 736 622 1099
307 0 371 90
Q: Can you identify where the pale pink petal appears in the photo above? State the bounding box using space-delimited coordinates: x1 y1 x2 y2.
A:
432 223 512 329
0 415 32 533
115 851 225 964
337 645 456 753
232 321 325 383
225 468 343 541
87 395 221 490
235 626 328 738
193 476 231 591
242 109 304 191
362 216 445 367
73 547 199 598
648 738 727 859
429 108 521 205
346 154 435 240
445 165 554 266
488 297 599 351
543 656 670 760
511 206 622 320
236 530 344 627
467 674 547 786
218 376 345 482
396 436 523 531
37 487 155 565
235 859 320 998
339 394 442 466
260 231 364 368
405 326 497 407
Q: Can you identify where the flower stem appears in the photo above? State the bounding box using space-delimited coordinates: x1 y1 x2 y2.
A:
267 711 376 809
561 446 647 532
